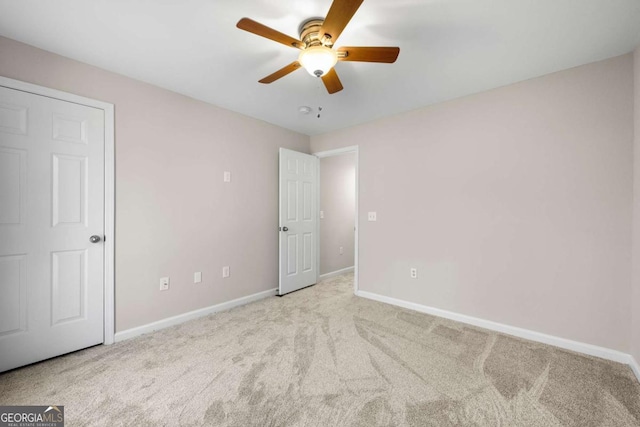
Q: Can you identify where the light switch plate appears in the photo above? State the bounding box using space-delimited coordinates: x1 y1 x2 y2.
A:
222 266 230 278
194 272 202 283
368 212 377 221
320 210 324 219
160 277 170 291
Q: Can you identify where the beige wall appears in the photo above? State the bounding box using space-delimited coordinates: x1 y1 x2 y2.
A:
633 46 640 362
311 54 634 352
2 34 638 355
0 36 310 332
320 154 356 275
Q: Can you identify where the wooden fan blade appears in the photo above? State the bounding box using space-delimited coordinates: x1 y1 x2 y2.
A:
259 61 302 84
337 47 400 63
321 68 343 94
237 18 303 49
319 0 364 45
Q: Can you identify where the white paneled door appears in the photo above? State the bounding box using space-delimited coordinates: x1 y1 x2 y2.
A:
0 86 105 372
279 148 318 295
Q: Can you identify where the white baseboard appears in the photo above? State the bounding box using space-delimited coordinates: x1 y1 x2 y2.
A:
630 356 640 383
355 290 634 366
319 266 354 281
114 288 277 342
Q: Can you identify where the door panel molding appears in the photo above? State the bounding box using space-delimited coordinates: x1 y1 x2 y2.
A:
0 254 27 337
0 76 115 345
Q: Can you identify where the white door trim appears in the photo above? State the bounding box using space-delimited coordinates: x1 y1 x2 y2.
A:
313 146 359 294
0 75 116 345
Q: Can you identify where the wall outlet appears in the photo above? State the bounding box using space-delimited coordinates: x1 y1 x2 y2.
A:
410 268 418 279
222 266 230 278
339 246 344 255
368 212 377 221
194 272 202 284
223 171 231 182
320 210 324 219
160 277 170 291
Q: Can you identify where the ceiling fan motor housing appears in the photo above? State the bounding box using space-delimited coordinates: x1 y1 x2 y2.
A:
299 18 330 48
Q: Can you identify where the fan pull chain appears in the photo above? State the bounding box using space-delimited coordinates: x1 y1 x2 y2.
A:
315 78 323 119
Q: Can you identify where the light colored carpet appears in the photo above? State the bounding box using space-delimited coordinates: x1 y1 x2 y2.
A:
1 273 639 426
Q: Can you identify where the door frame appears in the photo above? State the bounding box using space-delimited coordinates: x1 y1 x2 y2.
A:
313 145 359 293
0 76 116 345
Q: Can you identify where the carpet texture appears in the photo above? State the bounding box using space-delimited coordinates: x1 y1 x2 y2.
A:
1 273 639 426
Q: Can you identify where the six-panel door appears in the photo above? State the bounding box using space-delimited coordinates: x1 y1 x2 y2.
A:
0 86 105 372
279 148 318 295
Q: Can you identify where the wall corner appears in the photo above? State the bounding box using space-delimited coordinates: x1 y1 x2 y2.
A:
632 45 640 362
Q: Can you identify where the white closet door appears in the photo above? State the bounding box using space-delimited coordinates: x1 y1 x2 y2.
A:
0 86 105 372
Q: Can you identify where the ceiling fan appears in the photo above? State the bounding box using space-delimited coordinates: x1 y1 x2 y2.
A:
236 0 400 94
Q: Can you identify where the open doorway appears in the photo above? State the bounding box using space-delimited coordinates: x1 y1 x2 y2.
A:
314 146 359 293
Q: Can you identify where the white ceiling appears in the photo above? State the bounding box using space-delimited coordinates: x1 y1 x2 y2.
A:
1 0 639 136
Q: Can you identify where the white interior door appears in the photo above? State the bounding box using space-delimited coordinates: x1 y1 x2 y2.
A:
0 85 105 372
279 148 318 295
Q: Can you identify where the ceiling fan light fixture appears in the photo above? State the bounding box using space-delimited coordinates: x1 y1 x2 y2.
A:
298 46 338 77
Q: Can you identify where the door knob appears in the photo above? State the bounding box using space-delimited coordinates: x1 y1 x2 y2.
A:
90 235 102 243
282 227 289 232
